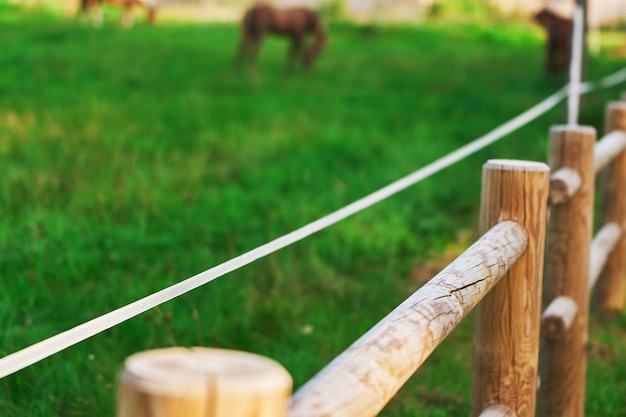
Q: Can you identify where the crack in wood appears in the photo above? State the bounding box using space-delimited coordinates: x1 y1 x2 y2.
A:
450 276 492 294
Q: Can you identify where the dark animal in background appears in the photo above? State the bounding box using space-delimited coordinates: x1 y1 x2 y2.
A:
533 8 573 74
81 0 157 28
235 3 328 73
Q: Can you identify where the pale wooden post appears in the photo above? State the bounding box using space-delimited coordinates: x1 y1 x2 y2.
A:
117 347 292 417
538 126 596 417
596 101 626 313
471 160 550 417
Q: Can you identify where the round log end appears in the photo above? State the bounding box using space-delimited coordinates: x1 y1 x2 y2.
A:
541 315 567 340
484 159 549 172
548 167 582 205
607 100 626 112
479 403 518 417
541 296 578 340
550 124 596 136
549 186 567 206
549 179 569 205
118 347 292 417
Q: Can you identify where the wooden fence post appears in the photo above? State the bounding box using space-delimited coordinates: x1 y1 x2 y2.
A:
596 101 626 313
538 126 596 417
471 160 550 417
117 347 292 417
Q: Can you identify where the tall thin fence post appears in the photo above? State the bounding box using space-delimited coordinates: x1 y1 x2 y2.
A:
596 101 626 313
116 347 292 417
471 160 550 417
539 126 596 417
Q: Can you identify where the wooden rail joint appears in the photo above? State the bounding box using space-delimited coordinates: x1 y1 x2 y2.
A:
549 167 582 205
589 223 623 289
472 159 549 417
594 130 626 173
479 404 519 417
541 296 578 340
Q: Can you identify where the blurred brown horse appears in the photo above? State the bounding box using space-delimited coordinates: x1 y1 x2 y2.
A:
235 3 328 73
81 0 157 28
533 8 572 74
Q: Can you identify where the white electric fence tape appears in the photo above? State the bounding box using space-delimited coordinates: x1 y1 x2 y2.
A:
1 68 626 379
567 4 585 125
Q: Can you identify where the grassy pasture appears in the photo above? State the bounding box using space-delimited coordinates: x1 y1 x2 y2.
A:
1 3 626 415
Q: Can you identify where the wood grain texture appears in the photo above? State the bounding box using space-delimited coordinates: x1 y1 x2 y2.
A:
289 221 529 417
539 125 596 417
472 159 549 417
596 101 626 313
117 347 292 417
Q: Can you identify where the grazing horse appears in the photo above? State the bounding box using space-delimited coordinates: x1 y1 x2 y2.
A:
235 3 328 73
533 8 573 74
81 0 157 28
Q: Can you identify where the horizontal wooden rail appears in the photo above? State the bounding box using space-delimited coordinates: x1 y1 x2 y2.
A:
549 167 582 205
480 404 518 417
589 223 622 289
594 130 626 173
541 296 578 340
288 221 529 417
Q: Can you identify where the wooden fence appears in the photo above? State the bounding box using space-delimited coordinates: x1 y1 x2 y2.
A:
116 99 626 417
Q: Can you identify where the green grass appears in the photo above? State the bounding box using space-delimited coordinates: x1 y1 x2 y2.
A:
1 3 626 415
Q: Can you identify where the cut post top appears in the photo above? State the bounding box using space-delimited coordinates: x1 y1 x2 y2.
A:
120 347 292 397
484 159 550 172
550 125 597 136
607 101 626 112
